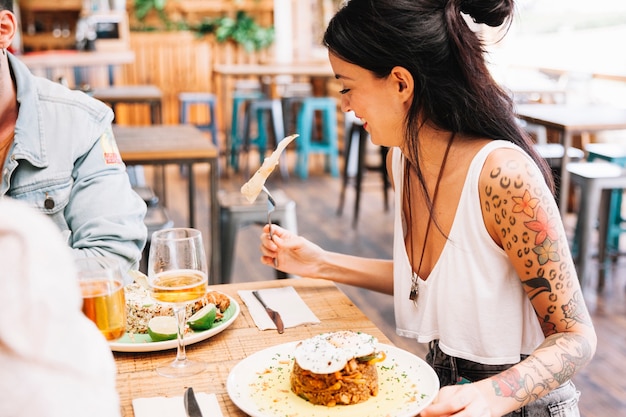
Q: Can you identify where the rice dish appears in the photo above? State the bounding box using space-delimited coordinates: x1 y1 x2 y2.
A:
290 331 385 406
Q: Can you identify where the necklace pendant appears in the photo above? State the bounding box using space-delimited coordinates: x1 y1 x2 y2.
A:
409 271 419 303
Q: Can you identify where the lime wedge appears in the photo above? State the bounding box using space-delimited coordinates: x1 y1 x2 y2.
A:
147 316 177 341
187 303 217 331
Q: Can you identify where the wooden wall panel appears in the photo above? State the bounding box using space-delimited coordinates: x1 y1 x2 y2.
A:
114 32 272 127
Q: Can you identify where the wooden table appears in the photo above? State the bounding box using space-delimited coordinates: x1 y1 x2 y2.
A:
93 85 164 124
19 50 135 85
515 104 626 217
113 125 221 283
113 278 392 417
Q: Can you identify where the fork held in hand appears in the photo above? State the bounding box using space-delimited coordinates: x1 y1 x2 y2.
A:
262 186 278 267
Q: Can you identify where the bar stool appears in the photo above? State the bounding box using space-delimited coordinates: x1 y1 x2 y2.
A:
568 161 626 288
218 189 297 283
295 97 339 179
280 82 314 135
228 91 264 172
337 114 390 229
178 92 219 146
585 143 626 254
235 98 287 179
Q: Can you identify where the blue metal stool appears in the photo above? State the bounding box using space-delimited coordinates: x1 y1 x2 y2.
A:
178 92 219 146
295 97 339 179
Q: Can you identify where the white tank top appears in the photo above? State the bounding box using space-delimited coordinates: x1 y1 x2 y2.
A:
392 141 545 365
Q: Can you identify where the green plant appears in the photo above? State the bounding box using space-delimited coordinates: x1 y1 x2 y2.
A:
131 0 175 30
130 1 274 51
193 11 275 52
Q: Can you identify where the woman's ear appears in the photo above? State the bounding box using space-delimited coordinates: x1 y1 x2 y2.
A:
390 66 414 102
0 10 17 50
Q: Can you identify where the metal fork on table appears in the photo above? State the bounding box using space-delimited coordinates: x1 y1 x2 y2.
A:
261 186 278 267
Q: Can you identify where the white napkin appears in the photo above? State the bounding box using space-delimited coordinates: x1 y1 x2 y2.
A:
132 392 223 417
238 286 320 331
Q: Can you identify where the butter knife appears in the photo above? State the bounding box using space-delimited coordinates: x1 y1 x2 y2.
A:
252 290 285 334
184 387 203 417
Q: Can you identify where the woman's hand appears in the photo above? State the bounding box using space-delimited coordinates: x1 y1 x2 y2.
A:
420 383 493 417
260 225 394 292
259 224 326 278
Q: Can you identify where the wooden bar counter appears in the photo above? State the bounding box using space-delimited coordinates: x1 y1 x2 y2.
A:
113 278 392 416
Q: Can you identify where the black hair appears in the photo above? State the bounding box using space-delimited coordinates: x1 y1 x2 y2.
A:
0 0 13 13
324 0 555 197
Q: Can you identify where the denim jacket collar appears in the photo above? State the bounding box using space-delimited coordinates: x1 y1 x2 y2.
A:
9 53 47 169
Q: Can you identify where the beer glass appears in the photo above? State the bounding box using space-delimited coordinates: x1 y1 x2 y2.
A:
77 257 126 341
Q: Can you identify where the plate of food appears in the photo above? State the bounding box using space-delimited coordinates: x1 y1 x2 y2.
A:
226 331 439 417
109 282 240 353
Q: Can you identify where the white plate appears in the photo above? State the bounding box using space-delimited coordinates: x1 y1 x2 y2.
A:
227 341 439 417
109 296 240 353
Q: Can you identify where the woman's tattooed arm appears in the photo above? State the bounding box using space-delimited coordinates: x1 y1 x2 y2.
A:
479 148 596 410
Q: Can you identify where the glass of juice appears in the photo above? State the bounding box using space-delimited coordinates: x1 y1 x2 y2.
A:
147 227 208 378
77 257 126 341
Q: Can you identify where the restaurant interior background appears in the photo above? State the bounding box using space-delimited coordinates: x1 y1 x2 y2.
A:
12 0 626 125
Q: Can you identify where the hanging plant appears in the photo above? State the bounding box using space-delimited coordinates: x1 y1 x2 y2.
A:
131 0 168 29
193 11 275 52
129 2 274 51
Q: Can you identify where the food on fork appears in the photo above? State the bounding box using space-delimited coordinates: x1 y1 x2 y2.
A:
290 331 386 406
240 134 298 203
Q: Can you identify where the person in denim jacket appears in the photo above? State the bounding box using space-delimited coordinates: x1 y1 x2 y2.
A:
0 2 146 271
260 1 597 416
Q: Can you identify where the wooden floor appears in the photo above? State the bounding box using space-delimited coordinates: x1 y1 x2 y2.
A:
145 150 626 417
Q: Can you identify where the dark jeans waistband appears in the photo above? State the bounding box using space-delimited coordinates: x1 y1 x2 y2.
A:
425 340 580 417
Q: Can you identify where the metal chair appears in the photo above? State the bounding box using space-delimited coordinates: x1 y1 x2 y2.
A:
568 161 626 289
218 189 297 283
337 113 389 229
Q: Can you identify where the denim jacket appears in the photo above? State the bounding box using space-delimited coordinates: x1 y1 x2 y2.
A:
2 53 147 270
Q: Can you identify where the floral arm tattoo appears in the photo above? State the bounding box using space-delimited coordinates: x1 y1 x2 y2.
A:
482 157 594 406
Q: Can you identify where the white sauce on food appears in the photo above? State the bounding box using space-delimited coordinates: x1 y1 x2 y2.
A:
294 331 377 374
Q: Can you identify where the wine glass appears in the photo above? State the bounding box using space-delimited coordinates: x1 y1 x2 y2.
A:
147 227 208 378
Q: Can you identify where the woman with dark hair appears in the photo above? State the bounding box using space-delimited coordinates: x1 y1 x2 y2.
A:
261 0 596 416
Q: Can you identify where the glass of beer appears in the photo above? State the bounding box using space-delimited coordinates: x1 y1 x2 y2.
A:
147 227 208 378
77 257 126 341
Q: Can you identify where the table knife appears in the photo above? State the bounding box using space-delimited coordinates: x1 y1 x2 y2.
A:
184 387 203 417
252 290 285 334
